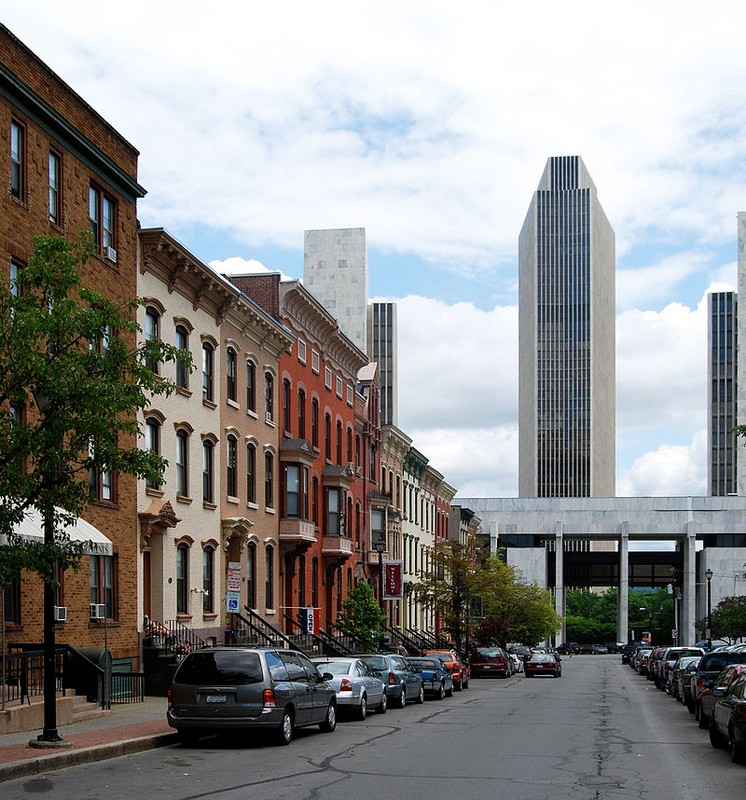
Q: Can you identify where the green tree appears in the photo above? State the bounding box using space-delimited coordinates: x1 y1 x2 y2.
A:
335 581 387 652
709 596 746 642
0 234 189 741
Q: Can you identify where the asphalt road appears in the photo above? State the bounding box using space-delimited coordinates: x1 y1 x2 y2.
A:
4 655 743 799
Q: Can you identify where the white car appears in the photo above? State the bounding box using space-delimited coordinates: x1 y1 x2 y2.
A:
509 653 523 673
311 657 387 720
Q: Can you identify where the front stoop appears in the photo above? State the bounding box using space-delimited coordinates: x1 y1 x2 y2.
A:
0 695 110 735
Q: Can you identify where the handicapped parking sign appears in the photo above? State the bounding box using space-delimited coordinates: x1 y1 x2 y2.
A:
226 591 241 614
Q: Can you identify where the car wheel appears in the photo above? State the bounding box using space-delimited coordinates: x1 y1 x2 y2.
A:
730 729 746 764
698 706 710 730
398 686 407 708
686 699 695 714
356 694 368 721
415 685 425 704
462 677 469 689
454 679 462 691
377 691 388 714
445 684 454 697
710 721 726 749
319 702 337 733
435 682 445 700
276 709 294 745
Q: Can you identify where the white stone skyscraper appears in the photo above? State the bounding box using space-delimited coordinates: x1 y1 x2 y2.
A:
303 228 369 352
518 156 616 498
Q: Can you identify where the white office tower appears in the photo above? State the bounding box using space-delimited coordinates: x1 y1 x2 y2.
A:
303 228 369 352
518 156 616 498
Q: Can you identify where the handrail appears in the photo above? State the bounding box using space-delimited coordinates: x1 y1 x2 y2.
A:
282 614 352 656
383 624 419 654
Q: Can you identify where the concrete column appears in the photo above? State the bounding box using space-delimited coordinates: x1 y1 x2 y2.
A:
555 522 565 643
618 523 629 643
682 524 697 646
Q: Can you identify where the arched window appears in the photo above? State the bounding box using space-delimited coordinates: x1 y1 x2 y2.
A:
202 342 214 402
264 450 274 508
226 434 238 497
176 429 189 496
226 347 237 403
145 417 161 490
202 546 214 613
176 543 189 614
297 389 306 439
311 398 319 447
246 542 257 608
265 546 274 608
336 419 342 464
324 413 331 460
246 360 256 411
246 442 256 504
175 325 189 389
202 440 214 503
264 372 274 421
144 308 160 373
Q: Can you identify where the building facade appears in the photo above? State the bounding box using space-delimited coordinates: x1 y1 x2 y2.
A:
518 155 615 498
708 290 738 496
367 301 398 426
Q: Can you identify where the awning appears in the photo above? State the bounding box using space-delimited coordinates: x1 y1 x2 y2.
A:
1 505 113 556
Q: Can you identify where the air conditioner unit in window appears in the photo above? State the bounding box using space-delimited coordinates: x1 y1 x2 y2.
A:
347 462 356 473
103 246 117 263
89 603 106 620
53 606 67 622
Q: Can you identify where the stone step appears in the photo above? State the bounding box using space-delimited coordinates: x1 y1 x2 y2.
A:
70 695 112 723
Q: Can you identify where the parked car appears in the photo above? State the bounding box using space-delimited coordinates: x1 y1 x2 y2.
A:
509 653 524 673
674 658 701 710
667 655 702 698
634 647 654 675
709 669 746 763
422 649 470 690
468 646 513 678
356 653 424 707
697 663 746 730
524 651 562 678
622 642 645 665
659 647 704 693
311 657 387 720
406 656 454 699
693 650 746 725
556 642 579 655
166 647 337 746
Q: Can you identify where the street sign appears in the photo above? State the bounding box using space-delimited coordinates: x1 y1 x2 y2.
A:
227 561 242 592
226 591 240 614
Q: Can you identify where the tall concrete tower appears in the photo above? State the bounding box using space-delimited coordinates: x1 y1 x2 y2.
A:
518 156 616 498
303 228 369 352
736 212 746 495
367 301 398 426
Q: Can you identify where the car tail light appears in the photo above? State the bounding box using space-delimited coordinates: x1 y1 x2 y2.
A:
388 671 396 685
167 689 173 708
263 688 277 708
340 678 353 692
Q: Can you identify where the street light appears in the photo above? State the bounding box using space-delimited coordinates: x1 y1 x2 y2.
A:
373 537 386 612
705 568 713 651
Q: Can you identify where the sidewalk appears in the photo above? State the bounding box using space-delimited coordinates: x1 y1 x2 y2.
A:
0 697 178 782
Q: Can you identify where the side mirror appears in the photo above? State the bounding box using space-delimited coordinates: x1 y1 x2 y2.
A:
322 672 334 681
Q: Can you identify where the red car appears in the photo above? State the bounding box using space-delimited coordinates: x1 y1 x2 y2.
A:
524 652 562 678
469 646 513 678
422 649 470 691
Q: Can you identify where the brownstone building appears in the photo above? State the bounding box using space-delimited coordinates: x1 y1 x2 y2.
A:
0 24 145 667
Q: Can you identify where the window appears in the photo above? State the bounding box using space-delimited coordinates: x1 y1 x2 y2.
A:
145 417 161 489
175 325 189 389
324 366 332 390
144 308 160 373
89 185 117 255
298 389 306 439
246 442 256 503
311 557 319 609
336 420 342 464
226 347 237 403
176 429 189 496
10 260 20 298
10 121 24 200
312 477 319 525
202 342 214 402
265 546 274 608
336 375 343 398
202 440 214 504
48 151 61 224
346 427 353 463
264 372 274 421
282 379 291 432
176 543 189 614
226 434 238 497
246 360 256 411
324 413 331 460
87 439 113 502
3 581 21 625
311 349 320 374
89 554 115 619
298 556 306 608
297 339 307 364
346 384 354 406
311 398 319 448
326 488 344 536
246 542 256 609
202 547 214 614
284 464 301 517
265 451 274 508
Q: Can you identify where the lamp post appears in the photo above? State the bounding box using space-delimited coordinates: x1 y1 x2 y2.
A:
705 568 713 651
373 537 386 612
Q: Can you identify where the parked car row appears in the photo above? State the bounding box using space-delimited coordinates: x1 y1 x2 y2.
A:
166 645 475 746
624 641 746 764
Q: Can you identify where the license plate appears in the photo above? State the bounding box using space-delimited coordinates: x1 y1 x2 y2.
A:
483 665 491 669
206 694 227 703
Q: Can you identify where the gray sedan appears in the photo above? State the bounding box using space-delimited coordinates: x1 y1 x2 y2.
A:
311 657 388 720
356 653 425 707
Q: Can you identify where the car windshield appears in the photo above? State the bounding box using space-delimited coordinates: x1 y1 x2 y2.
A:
409 659 438 669
529 654 555 662
476 649 501 657
359 656 388 670
314 661 353 676
702 653 746 671
175 651 263 686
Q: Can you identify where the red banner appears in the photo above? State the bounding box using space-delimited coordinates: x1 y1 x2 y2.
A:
383 561 403 599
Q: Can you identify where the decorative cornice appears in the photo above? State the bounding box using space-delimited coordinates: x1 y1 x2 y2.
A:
221 516 254 552
138 499 180 550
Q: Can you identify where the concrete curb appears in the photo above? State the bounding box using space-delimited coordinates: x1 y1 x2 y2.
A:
0 731 180 783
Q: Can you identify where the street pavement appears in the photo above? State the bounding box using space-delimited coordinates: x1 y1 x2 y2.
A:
0 696 176 782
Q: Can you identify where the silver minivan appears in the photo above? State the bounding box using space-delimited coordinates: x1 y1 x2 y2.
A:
167 647 337 745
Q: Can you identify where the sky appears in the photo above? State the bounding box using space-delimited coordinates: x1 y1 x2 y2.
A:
4 2 746 499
